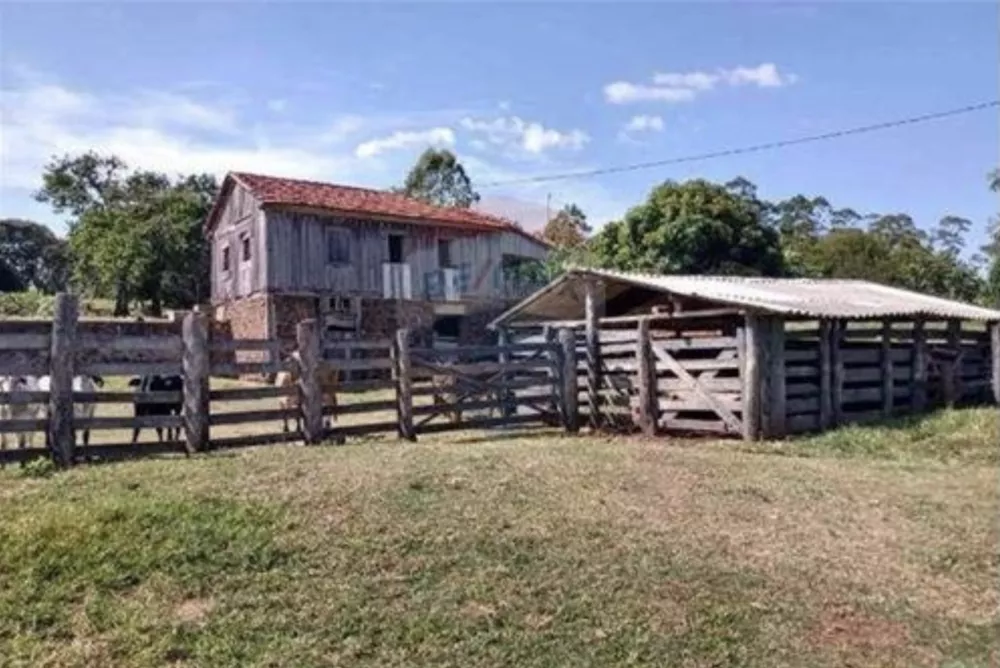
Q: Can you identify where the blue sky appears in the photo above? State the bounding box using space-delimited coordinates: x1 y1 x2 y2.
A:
1 2 997 250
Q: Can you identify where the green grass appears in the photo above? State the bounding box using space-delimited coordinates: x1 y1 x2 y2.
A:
1 408 998 667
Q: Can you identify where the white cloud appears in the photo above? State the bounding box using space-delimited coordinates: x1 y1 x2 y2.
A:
354 127 455 159
651 71 718 91
605 63 795 104
603 81 696 105
623 114 664 133
460 115 589 156
267 98 288 113
318 114 366 144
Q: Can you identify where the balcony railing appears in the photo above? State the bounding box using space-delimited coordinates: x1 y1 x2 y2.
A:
382 262 412 299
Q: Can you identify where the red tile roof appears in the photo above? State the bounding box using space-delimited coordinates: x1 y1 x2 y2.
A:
206 172 540 241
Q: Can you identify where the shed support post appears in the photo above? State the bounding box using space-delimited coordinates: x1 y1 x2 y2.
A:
584 279 601 431
741 314 763 441
912 319 928 413
396 328 415 441
48 293 78 467
296 319 323 444
558 328 579 433
991 322 1000 405
818 319 833 430
497 327 513 418
831 319 845 426
636 318 657 437
182 310 210 454
944 319 961 407
881 320 894 418
767 317 786 438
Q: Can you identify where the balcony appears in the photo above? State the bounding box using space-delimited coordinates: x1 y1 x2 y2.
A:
424 266 469 302
382 262 412 299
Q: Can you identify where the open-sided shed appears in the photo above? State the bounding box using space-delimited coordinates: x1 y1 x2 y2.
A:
490 268 1000 440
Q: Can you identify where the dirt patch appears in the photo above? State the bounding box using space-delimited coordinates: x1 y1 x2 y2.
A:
808 605 932 666
174 598 215 626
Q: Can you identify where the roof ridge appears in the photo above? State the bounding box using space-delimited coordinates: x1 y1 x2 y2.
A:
232 171 388 196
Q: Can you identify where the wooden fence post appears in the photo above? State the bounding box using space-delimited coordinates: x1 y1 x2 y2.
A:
944 319 961 407
296 319 323 444
831 319 845 426
818 319 833 430
558 328 579 433
636 318 656 436
584 279 601 431
742 314 762 441
991 322 1000 405
48 292 77 467
497 327 513 418
767 317 786 439
182 310 210 454
880 320 894 418
396 328 415 441
912 319 928 412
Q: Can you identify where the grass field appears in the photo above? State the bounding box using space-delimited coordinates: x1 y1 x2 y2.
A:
1 407 997 667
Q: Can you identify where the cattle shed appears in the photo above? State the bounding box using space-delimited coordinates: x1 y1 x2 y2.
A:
489 268 1000 440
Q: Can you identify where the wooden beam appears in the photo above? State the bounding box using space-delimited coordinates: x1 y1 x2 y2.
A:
741 315 763 441
559 328 579 433
396 328 415 441
296 319 323 444
48 293 78 467
992 322 1000 405
818 319 833 430
944 319 961 407
912 319 928 412
584 278 601 430
831 319 845 426
182 311 209 454
636 318 656 437
505 307 743 329
880 320 894 418
768 317 787 439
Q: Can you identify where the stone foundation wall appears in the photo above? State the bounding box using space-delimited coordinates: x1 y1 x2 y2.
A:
269 295 317 348
360 298 434 347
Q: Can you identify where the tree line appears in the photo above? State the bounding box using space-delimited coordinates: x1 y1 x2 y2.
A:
2 148 997 316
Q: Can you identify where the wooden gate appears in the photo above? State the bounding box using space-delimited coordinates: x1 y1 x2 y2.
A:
582 327 744 437
405 340 564 435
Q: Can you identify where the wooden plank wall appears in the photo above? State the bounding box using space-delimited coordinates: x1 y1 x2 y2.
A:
212 182 263 302
264 210 548 301
782 320 995 435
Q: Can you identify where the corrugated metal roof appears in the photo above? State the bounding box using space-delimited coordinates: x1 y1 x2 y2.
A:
491 268 1000 325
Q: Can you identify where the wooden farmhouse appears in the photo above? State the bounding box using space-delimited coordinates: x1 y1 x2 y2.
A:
490 268 1000 440
206 172 550 349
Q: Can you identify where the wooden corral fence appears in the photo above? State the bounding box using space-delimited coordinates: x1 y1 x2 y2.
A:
0 294 580 467
505 290 1000 442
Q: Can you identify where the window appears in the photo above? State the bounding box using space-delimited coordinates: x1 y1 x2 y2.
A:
388 234 404 263
241 235 251 262
328 296 352 312
437 239 452 268
221 246 231 272
327 228 351 264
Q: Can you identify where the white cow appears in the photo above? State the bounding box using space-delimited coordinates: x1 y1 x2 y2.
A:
37 375 105 447
0 375 43 450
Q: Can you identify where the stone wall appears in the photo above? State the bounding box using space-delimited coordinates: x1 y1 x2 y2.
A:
269 294 317 348
359 298 434 347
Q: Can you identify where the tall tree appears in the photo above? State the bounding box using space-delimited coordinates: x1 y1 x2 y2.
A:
982 170 1000 305
0 219 69 292
592 178 784 276
35 152 216 315
399 148 480 208
542 203 591 249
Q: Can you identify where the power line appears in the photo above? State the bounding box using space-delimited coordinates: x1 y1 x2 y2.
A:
476 100 1000 188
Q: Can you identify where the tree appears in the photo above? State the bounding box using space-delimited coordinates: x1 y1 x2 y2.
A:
0 219 69 292
591 178 784 276
35 152 217 315
399 148 479 208
542 203 591 249
982 170 1000 305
